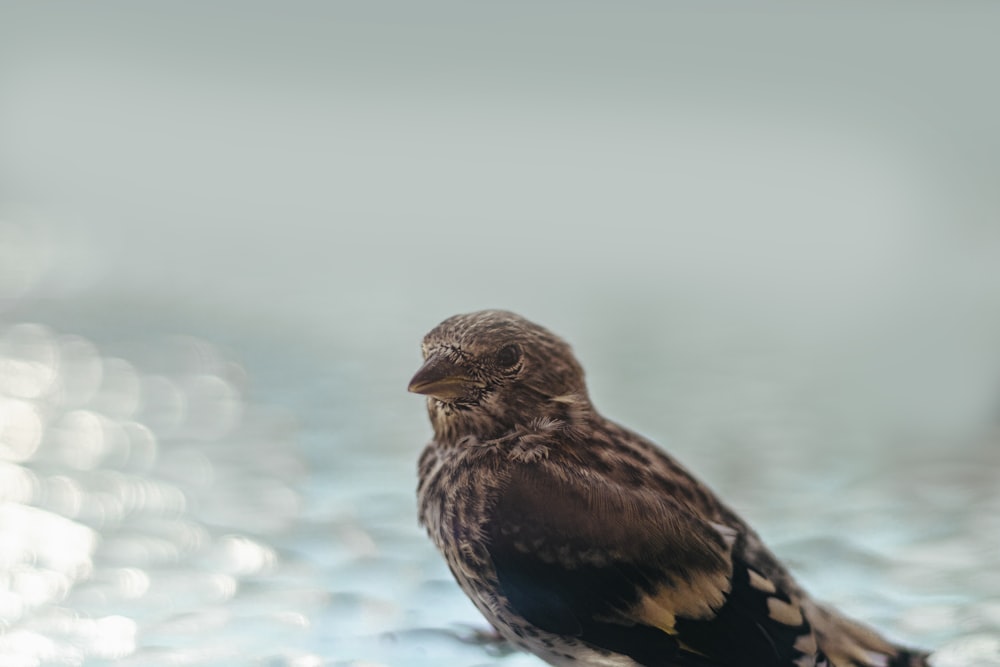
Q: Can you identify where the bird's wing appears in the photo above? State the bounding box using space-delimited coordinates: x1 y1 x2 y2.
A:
487 462 823 667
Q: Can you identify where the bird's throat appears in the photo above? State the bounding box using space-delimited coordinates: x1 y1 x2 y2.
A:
428 399 509 446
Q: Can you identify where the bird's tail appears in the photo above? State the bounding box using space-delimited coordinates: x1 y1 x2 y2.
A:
805 601 930 667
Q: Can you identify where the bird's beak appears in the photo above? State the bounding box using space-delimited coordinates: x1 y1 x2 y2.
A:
408 354 477 400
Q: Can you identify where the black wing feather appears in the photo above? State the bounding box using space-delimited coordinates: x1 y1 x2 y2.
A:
488 462 824 667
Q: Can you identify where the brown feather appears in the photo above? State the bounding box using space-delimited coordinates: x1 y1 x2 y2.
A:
413 310 930 667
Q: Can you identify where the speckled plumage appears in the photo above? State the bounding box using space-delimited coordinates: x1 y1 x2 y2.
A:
411 310 929 667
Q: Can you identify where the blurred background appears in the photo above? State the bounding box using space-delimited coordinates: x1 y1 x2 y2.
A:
2 2 1000 665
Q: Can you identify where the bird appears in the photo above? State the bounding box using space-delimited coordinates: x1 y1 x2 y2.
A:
409 309 930 667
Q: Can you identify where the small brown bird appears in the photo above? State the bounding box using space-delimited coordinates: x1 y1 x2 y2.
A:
410 310 929 667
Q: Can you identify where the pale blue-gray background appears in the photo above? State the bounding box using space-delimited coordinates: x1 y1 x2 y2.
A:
1 3 999 665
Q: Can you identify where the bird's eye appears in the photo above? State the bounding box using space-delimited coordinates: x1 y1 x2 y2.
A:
495 344 520 368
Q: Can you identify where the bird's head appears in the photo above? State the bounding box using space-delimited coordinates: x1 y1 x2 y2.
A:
409 310 590 442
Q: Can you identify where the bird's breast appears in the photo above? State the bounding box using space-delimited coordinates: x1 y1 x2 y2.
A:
417 443 498 568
